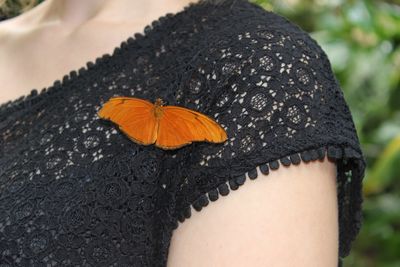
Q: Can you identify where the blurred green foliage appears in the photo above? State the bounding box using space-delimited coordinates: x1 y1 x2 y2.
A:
1 0 399 266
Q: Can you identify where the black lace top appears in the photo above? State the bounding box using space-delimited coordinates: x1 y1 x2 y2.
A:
0 0 365 266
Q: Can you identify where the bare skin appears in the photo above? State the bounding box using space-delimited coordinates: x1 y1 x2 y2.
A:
0 0 196 105
168 157 339 267
0 1 339 266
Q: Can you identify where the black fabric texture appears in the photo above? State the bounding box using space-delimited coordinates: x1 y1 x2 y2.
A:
0 0 365 266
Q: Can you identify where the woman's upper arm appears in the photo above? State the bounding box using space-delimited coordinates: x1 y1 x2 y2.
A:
167 156 338 267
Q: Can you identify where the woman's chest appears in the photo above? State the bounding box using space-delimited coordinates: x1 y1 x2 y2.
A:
0 20 223 262
0 78 179 266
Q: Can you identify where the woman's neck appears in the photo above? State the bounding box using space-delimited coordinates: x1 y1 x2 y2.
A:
10 0 198 29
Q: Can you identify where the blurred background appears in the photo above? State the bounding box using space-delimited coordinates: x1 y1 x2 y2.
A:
1 0 399 266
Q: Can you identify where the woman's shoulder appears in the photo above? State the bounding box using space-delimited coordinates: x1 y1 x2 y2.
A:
207 0 321 48
197 0 332 83
191 1 338 113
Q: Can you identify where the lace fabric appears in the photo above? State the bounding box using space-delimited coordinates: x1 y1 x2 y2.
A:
0 0 365 266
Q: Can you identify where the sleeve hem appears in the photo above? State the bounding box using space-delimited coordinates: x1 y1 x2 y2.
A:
171 144 365 264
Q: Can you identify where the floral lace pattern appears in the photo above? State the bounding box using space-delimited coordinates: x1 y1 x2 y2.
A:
0 0 365 266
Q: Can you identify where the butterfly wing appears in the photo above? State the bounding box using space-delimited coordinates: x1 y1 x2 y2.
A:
155 105 227 149
97 97 158 145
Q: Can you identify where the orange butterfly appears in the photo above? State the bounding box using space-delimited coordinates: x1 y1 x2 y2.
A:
97 96 228 150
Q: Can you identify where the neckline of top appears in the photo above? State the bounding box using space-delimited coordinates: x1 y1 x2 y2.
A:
0 0 242 117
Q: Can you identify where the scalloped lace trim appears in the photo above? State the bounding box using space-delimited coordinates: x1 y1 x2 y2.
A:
172 144 364 267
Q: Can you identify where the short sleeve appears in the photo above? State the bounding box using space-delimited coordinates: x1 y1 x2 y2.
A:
165 11 366 263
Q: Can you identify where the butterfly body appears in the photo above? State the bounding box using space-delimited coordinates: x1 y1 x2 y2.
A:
98 96 227 150
153 98 165 119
